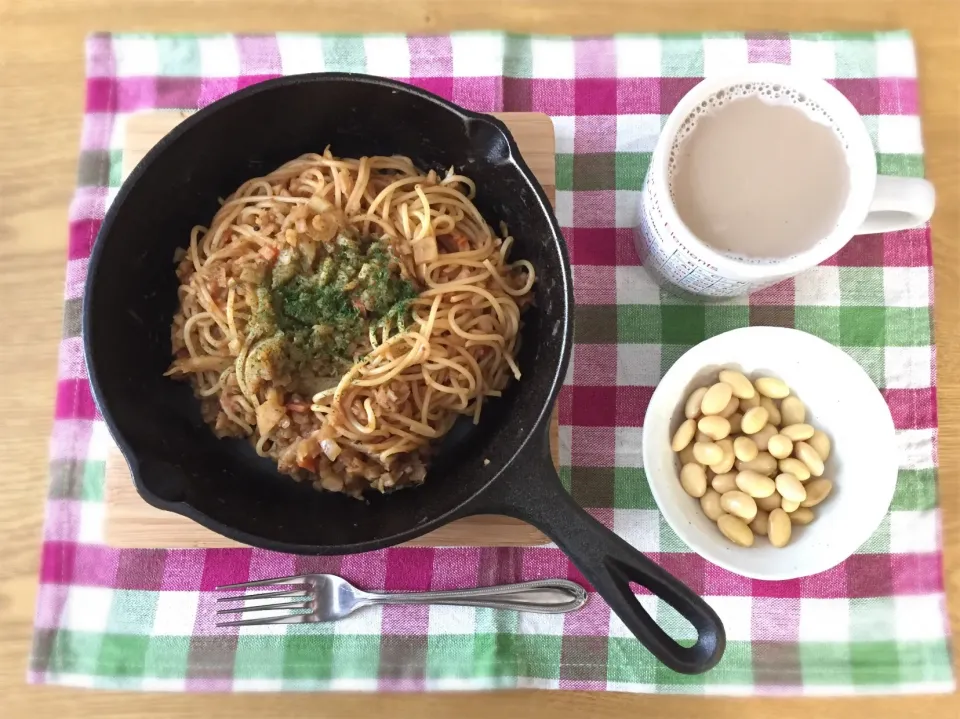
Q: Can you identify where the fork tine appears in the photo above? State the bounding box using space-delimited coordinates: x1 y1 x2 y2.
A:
217 589 310 603
216 612 314 628
216 600 312 615
216 574 309 590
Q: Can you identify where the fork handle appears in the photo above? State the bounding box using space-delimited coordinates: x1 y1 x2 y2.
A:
361 579 587 614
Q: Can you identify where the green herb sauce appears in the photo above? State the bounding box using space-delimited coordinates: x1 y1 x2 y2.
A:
253 234 418 377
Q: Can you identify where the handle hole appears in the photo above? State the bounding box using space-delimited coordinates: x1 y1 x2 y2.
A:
627 583 698 648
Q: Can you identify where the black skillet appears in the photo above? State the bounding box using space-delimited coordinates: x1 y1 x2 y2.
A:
83 74 725 674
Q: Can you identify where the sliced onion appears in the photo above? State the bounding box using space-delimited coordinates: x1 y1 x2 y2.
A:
255 391 286 435
412 235 438 264
308 195 333 213
320 438 342 461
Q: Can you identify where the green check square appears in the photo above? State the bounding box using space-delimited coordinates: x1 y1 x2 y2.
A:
898 641 954 683
660 36 704 76
108 150 124 188
49 629 102 676
795 306 841 344
614 152 651 190
850 598 896 642
841 346 885 387
856 513 890 553
660 344 692 378
658 514 689 552
330 635 380 678
834 40 877 78
617 305 661 343
503 34 533 77
851 641 900 685
558 465 572 493
706 639 753 685
96 633 150 678
283 634 334 679
800 642 852 684
235 636 285 679
321 35 366 73
475 606 519 635
106 590 159 634
613 467 655 509
143 636 191 678
556 154 573 191
607 637 657 684
891 468 937 511
704 304 749 337
427 634 474 678
82 460 106 501
839 267 885 306
157 36 201 76
861 116 879 150
878 153 925 178
515 634 563 679
886 307 931 346
838 307 885 347
661 305 706 345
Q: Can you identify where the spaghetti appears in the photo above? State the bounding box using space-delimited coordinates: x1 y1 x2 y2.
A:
166 150 535 496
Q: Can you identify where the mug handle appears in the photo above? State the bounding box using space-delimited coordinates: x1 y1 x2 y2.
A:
857 175 935 234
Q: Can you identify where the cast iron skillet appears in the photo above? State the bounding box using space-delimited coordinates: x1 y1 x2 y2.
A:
83 73 725 674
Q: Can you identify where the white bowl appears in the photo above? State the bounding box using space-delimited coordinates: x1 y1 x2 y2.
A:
642 327 897 580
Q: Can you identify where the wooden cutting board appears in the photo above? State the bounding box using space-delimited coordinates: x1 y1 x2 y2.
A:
104 110 558 549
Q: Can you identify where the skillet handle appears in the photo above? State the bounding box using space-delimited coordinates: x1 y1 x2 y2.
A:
469 431 725 675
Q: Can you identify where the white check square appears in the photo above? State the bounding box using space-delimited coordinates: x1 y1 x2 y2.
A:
877 37 918 77
794 265 842 305
896 428 935 469
889 510 939 553
894 595 949 640
615 114 662 153
615 37 661 77
277 34 325 74
429 605 475 635
884 266 931 307
555 190 574 227
113 37 159 77
616 266 661 305
798 597 851 641
531 38 575 79
152 591 200 635
877 115 924 154
608 593 659 637
63 586 114 632
199 36 241 77
615 190 642 228
613 509 660 553
789 40 837 78
884 346 933 389
364 36 410 77
451 33 504 76
616 344 662 386
614 426 644 468
705 595 753 641
702 38 748 76
77 500 105 544
551 116 575 154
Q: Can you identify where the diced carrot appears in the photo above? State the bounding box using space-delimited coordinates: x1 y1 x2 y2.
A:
296 454 317 472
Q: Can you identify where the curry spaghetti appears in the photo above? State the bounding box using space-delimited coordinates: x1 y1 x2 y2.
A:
166 150 535 496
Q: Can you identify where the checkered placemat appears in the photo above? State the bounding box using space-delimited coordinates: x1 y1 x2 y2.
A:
31 31 953 693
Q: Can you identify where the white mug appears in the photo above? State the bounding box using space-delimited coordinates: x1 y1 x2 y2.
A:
635 64 936 298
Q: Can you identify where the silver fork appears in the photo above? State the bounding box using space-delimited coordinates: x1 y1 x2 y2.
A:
215 574 588 627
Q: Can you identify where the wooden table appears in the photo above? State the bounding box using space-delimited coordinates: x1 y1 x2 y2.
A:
1 1 956 716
